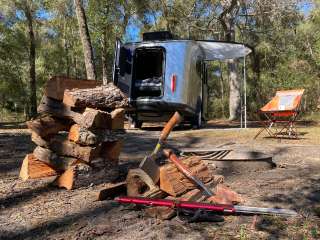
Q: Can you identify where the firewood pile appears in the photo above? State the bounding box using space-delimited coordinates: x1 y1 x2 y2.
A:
19 76 129 190
99 155 243 220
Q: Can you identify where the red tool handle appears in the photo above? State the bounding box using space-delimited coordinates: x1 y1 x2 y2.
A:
159 112 183 142
115 196 235 213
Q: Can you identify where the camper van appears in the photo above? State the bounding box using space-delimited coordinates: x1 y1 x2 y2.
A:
113 32 251 128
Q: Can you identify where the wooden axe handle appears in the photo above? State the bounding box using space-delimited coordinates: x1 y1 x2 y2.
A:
159 112 182 142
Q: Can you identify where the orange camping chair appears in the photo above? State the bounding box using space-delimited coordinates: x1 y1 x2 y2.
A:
254 89 305 139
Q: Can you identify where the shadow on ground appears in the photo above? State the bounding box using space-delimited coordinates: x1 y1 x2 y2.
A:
0 201 114 240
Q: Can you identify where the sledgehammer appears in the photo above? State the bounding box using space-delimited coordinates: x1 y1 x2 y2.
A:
139 112 183 183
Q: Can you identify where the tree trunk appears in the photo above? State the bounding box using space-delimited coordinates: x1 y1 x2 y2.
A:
74 0 96 80
101 32 108 84
219 62 225 118
227 27 240 120
24 4 37 118
63 15 70 77
228 59 240 120
219 0 241 120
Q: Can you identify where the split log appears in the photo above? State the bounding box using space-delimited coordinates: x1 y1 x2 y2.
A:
159 156 213 197
49 139 101 162
44 76 101 101
110 108 125 130
68 124 125 145
63 83 129 110
38 95 84 122
54 165 84 190
207 184 243 205
38 96 112 129
33 146 78 171
98 182 127 201
19 154 58 181
100 141 123 161
68 124 96 145
179 176 224 201
81 108 111 129
126 168 166 198
27 116 70 138
31 131 50 148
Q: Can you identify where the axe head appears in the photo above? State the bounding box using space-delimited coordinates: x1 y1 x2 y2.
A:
139 155 160 184
138 112 182 184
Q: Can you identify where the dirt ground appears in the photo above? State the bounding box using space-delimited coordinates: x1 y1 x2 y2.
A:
0 122 320 240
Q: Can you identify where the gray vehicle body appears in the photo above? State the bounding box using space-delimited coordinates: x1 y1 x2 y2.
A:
113 39 251 124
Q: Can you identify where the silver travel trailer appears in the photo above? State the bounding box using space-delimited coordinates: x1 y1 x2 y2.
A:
113 32 251 128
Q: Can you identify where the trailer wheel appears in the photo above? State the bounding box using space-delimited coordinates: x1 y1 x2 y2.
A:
192 109 203 129
131 119 143 129
192 97 203 129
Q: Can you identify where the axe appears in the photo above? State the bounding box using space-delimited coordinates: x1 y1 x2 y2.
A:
139 112 183 183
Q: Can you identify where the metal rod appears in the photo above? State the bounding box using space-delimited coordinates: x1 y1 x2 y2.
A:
116 196 298 217
234 205 297 216
240 60 243 129
244 57 247 129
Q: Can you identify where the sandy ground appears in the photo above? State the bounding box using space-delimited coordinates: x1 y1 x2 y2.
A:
0 122 320 240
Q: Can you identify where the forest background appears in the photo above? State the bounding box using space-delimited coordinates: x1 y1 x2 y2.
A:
0 0 319 121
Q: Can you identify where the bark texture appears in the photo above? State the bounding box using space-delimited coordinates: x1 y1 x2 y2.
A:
24 3 37 118
49 139 101 162
33 146 78 171
228 59 241 120
74 0 96 80
26 116 70 138
44 76 101 101
38 97 112 129
219 0 241 120
63 83 129 109
68 124 125 145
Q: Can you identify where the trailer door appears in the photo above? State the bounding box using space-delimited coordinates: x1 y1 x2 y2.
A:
112 39 132 96
112 39 121 85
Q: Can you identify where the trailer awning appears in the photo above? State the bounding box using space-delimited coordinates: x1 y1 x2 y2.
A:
197 41 252 60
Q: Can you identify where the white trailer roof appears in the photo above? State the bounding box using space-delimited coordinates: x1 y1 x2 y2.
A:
197 41 252 60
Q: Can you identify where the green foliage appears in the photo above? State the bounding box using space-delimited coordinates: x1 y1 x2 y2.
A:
0 0 319 121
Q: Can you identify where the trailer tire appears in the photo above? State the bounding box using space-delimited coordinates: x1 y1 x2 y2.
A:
192 98 202 129
192 110 202 129
132 119 143 129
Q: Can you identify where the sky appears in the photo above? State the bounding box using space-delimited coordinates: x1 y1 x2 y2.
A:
125 1 315 42
7 1 314 43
